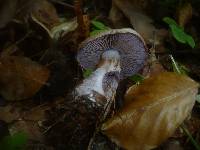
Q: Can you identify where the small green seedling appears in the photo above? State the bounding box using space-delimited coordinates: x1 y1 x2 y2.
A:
163 17 195 48
90 20 110 36
83 68 93 78
0 132 27 150
169 55 189 75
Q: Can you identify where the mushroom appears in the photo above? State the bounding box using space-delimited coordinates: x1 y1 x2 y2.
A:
75 28 148 105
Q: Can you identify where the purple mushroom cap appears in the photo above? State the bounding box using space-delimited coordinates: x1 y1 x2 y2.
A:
77 28 148 78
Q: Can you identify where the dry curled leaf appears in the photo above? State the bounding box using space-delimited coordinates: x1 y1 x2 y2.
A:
16 0 60 30
102 72 199 150
0 56 49 101
176 3 193 28
31 0 60 30
31 1 78 40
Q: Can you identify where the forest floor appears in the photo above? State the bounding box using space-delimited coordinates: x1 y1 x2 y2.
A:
0 0 200 150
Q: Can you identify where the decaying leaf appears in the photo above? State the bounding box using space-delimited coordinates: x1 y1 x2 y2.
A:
0 104 21 122
15 0 60 30
9 120 43 141
30 0 60 29
109 3 130 28
15 0 77 40
0 56 49 101
109 0 167 45
31 1 79 40
50 18 78 40
176 3 193 28
102 72 199 150
0 0 18 28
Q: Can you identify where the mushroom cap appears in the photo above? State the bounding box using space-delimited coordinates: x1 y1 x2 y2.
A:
77 28 148 78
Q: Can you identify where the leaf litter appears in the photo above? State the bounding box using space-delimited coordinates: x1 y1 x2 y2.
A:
0 0 200 150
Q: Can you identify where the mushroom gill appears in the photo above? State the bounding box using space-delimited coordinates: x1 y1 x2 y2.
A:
75 28 148 105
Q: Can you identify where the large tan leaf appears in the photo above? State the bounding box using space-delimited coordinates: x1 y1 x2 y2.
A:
109 0 168 45
102 72 199 150
0 56 49 101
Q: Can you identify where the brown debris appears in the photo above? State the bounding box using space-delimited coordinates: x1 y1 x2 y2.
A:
0 56 49 101
176 3 193 28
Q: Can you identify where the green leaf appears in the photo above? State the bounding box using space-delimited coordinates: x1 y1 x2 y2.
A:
163 17 195 48
163 17 178 26
129 74 144 84
196 95 200 103
83 69 93 78
90 20 110 36
90 29 107 36
0 132 27 150
186 35 195 48
91 20 107 30
170 24 186 44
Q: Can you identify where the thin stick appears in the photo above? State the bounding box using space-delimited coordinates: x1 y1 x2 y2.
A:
50 0 74 9
169 54 181 74
2 31 32 56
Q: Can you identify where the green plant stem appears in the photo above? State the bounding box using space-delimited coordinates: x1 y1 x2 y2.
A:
181 124 200 150
169 55 181 74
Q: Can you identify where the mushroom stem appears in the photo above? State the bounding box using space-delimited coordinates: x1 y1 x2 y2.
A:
76 50 121 104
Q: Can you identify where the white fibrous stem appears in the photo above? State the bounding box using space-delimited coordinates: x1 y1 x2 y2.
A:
75 50 121 103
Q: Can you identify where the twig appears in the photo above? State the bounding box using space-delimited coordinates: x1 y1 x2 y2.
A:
169 54 181 74
42 120 59 134
150 30 157 62
50 0 74 9
2 31 32 56
15 31 33 45
74 0 89 40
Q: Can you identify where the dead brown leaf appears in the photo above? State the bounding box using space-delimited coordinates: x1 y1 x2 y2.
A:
109 0 167 45
15 0 60 30
0 0 18 28
0 56 50 101
0 104 21 122
176 3 193 28
102 72 199 150
9 120 43 141
31 0 60 30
